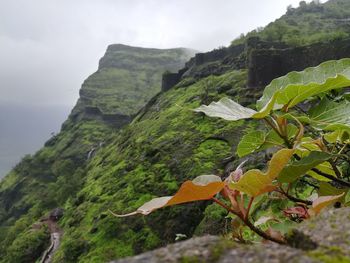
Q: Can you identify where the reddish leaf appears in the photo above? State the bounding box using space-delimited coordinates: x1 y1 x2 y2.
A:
110 175 224 217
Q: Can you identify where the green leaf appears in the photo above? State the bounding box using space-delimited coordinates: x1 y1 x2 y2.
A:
324 129 350 143
278 151 333 183
318 182 348 203
262 124 299 149
193 92 278 121
230 149 294 197
257 59 350 111
193 97 257 121
300 98 350 131
236 131 265 157
308 162 335 182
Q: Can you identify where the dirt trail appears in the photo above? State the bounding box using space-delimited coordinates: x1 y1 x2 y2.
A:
40 219 62 263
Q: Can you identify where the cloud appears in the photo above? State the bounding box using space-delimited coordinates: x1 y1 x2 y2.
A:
0 0 303 107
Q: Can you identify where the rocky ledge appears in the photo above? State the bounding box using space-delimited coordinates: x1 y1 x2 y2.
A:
111 207 350 263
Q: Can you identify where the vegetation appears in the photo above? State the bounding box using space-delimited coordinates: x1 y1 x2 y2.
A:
114 59 350 244
0 46 194 262
231 0 350 46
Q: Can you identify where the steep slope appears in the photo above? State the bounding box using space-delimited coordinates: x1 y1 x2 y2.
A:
0 45 194 263
52 70 251 262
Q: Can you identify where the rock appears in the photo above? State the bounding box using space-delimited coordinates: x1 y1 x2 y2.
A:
111 208 350 262
49 208 64 221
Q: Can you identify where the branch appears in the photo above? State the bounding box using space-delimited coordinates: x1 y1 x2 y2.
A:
212 198 286 244
277 188 312 205
293 154 350 188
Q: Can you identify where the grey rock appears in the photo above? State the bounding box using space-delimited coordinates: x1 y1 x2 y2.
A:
111 208 350 263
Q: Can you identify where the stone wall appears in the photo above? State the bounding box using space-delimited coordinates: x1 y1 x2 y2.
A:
247 38 350 87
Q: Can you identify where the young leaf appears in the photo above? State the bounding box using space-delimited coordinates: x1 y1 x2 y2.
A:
257 58 350 111
230 149 294 197
110 175 224 217
278 151 333 183
236 130 266 157
308 193 345 216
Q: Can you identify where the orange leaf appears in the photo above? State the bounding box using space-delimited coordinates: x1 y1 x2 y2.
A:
166 181 224 206
110 175 224 217
308 193 345 216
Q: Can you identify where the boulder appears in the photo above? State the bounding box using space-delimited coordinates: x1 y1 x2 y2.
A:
111 207 350 262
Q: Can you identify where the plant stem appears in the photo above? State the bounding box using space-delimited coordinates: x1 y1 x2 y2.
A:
277 188 312 205
212 198 286 244
244 197 255 221
264 118 292 148
293 154 350 187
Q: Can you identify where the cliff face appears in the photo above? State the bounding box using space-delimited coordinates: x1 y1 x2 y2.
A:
70 44 196 125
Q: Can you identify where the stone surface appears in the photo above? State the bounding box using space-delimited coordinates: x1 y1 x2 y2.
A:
111 208 350 263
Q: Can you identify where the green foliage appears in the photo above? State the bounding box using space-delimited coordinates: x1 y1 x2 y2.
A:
122 58 350 245
4 226 49 263
231 0 350 46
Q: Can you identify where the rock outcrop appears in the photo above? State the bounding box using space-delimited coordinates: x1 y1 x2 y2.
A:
161 37 350 91
111 208 350 263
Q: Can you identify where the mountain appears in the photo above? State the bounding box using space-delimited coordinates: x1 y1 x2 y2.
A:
1 0 350 262
0 45 195 263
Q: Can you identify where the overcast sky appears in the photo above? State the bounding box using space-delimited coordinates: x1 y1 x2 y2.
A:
0 0 309 108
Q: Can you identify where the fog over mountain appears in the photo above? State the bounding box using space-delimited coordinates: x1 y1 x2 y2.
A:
0 0 305 178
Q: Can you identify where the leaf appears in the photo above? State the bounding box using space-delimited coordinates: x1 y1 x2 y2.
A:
230 149 294 197
300 98 350 131
308 193 345 216
191 174 222 185
278 151 333 183
308 161 336 182
236 131 266 157
109 196 172 217
166 180 224 206
318 182 348 202
257 58 350 111
254 216 279 227
193 92 278 121
262 124 299 149
193 97 257 121
110 175 224 217
324 129 350 143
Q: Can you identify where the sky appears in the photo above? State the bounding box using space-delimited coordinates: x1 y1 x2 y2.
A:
0 0 307 109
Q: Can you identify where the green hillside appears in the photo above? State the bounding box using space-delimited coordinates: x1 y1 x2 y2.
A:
232 0 350 46
0 45 195 263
